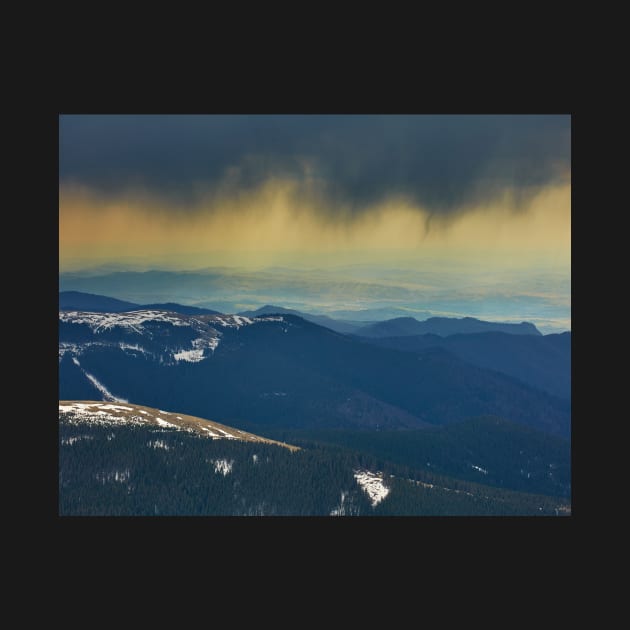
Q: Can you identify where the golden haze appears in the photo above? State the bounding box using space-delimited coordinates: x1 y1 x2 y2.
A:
59 179 570 271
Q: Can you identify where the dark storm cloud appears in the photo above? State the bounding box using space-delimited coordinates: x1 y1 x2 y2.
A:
59 114 570 213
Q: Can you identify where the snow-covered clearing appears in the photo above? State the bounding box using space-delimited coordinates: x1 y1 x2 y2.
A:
470 464 488 475
353 470 390 506
82 370 128 403
211 459 234 476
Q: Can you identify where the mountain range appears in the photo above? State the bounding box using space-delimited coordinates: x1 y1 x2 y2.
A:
59 305 570 437
60 291 221 316
354 316 541 337
58 267 570 334
57 291 571 515
62 291 545 338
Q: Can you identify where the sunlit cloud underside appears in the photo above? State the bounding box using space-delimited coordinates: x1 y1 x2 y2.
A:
60 179 570 272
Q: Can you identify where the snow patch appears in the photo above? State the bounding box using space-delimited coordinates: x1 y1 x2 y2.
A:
204 338 220 352
148 439 170 450
410 476 474 498
59 342 82 359
330 491 350 516
60 340 154 362
119 342 149 355
211 315 255 328
211 314 282 327
173 336 220 362
213 427 237 439
59 403 88 414
82 370 128 403
61 435 93 446
470 464 488 475
173 348 206 362
354 470 390 507
96 469 130 484
155 418 177 428
232 315 253 327
212 459 234 476
59 402 148 427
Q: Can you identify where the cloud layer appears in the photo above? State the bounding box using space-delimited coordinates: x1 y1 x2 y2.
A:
60 114 570 215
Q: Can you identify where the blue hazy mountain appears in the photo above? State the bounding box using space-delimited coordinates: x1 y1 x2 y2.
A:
59 311 570 437
59 291 140 312
327 307 433 321
237 305 362 334
364 331 570 400
60 291 221 316
355 316 541 338
140 303 221 315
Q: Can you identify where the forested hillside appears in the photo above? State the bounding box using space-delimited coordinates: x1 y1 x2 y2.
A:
60 410 570 516
268 416 571 498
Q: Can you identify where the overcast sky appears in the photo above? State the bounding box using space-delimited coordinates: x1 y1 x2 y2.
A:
59 114 571 329
60 114 570 212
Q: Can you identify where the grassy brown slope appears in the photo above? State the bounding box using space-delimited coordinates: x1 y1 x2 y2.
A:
59 400 299 451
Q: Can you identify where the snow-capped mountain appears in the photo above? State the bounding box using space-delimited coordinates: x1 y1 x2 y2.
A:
59 310 284 366
59 309 571 437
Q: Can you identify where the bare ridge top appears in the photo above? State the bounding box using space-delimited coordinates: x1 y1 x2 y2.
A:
59 400 299 451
